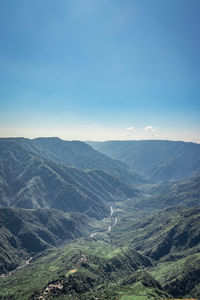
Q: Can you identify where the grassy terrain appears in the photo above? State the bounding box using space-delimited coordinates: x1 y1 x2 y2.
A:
0 238 167 300
0 207 90 274
110 206 200 260
1 205 200 299
1 138 200 299
150 252 200 298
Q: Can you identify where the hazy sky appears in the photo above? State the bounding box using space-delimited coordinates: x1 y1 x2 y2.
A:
0 0 200 142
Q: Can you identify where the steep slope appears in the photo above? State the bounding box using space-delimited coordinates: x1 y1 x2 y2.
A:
0 138 138 219
0 239 166 300
32 137 144 185
0 137 143 186
110 206 200 261
88 140 200 182
134 176 200 210
0 207 89 274
1 205 200 299
151 252 200 299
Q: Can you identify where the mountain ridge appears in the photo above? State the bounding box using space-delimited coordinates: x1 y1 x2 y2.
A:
1 137 200 299
0 207 89 274
0 137 143 185
0 138 139 219
88 139 200 182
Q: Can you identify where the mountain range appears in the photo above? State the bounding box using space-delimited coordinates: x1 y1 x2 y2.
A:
131 175 200 210
0 137 200 299
0 207 89 273
1 137 142 185
88 140 200 182
0 138 139 219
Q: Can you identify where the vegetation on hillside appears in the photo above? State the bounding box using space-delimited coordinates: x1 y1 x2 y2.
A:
88 140 200 182
0 208 89 273
0 138 200 299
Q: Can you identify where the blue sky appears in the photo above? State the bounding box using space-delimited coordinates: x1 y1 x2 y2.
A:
0 0 200 141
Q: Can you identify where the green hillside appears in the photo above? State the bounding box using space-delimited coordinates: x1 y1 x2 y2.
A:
110 206 200 261
131 175 200 210
0 138 139 219
1 206 200 299
0 239 167 300
0 207 89 274
0 137 143 186
1 137 200 299
88 140 200 182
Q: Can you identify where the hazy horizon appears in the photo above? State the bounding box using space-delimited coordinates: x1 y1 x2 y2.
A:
0 136 200 145
0 0 200 142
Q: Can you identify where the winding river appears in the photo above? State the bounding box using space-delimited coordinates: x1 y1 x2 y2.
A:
90 205 118 238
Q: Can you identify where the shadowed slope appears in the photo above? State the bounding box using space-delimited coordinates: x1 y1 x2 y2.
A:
88 140 200 182
0 138 139 219
0 207 89 274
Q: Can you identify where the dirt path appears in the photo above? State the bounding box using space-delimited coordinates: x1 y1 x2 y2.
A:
0 257 33 278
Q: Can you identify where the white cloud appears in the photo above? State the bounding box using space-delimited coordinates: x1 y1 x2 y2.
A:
145 126 156 132
125 126 135 132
